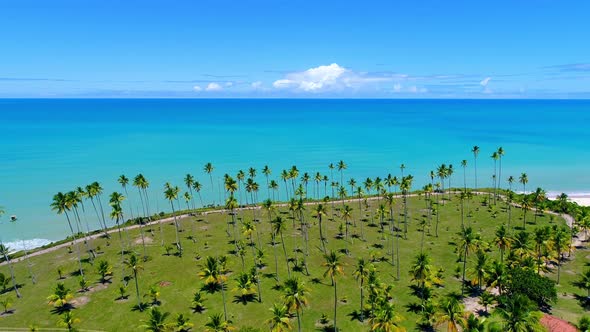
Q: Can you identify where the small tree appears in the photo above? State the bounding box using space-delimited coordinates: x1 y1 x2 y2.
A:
0 296 12 313
96 259 112 283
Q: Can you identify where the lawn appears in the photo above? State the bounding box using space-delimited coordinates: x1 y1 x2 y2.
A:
0 191 587 331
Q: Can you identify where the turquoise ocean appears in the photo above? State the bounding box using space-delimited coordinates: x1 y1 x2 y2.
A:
1 99 589 250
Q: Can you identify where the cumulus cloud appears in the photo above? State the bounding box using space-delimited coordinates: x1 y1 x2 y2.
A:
193 85 202 92
205 82 223 91
273 63 388 93
393 83 402 92
251 81 263 89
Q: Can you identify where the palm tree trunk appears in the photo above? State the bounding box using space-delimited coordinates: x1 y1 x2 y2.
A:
65 212 84 278
360 279 364 322
272 233 279 282
280 231 291 277
333 277 338 331
170 201 182 255
1 246 21 298
221 280 228 321
462 248 468 296
133 269 141 310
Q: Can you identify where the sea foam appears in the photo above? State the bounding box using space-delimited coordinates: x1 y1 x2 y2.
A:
3 238 53 253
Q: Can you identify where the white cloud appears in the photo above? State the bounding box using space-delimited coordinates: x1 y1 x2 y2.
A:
408 86 428 93
251 81 263 89
225 82 233 87
205 82 223 92
193 85 202 92
480 77 491 86
273 63 388 93
393 83 402 92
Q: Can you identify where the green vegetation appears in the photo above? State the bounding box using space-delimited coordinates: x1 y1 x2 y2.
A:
1 159 589 331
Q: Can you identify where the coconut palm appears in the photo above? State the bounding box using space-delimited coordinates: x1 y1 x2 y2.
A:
576 269 590 298
204 313 234 332
58 311 80 332
434 293 467 332
341 205 353 254
353 258 371 322
494 225 512 263
204 162 215 205
51 192 84 279
355 186 365 240
47 282 74 310
272 216 290 277
164 185 183 255
323 250 344 331
96 259 112 283
337 160 347 190
552 226 569 284
519 173 528 194
460 160 468 192
199 256 229 320
472 146 480 190
315 204 328 253
370 300 405 332
184 173 197 211
496 294 544 332
282 277 309 332
267 303 292 332
141 307 171 332
263 165 272 199
124 253 144 311
533 226 551 274
232 271 256 302
458 227 479 295
470 249 489 291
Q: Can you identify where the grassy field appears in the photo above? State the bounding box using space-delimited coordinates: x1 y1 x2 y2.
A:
0 192 587 331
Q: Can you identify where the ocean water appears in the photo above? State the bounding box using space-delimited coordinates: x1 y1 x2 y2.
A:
1 99 589 249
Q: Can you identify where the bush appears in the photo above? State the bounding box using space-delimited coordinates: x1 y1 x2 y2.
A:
506 267 556 309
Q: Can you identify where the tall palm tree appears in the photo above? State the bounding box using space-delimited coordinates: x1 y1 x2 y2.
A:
337 160 347 190
204 162 215 205
263 165 272 200
341 205 353 254
519 173 528 194
470 249 489 291
458 227 479 295
496 294 544 332
86 182 109 237
282 277 309 332
491 152 499 204
434 294 467 332
51 192 84 279
461 160 468 192
323 250 344 331
0 243 20 298
109 192 127 269
355 186 365 240
400 175 413 239
494 225 512 263
164 185 183 255
497 147 505 192
267 304 292 332
553 226 569 284
124 253 144 311
353 258 370 322
199 256 229 320
272 216 291 277
533 226 550 274
410 253 438 305
315 204 327 254
184 174 197 211
472 146 480 191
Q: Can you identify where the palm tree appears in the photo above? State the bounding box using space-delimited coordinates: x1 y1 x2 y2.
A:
341 205 353 254
272 216 291 277
51 192 84 279
410 253 438 306
576 269 590 298
58 311 80 332
337 160 347 190
434 293 467 332
282 277 309 332
184 173 197 211
491 152 499 204
458 227 479 295
281 170 290 200
494 225 511 263
204 313 234 332
472 146 480 191
370 300 405 332
496 294 544 332
204 162 215 205
315 204 327 253
141 307 171 332
519 173 528 194
470 249 489 291
96 259 112 283
124 253 144 311
497 147 505 192
355 186 365 240
323 250 344 331
353 258 370 322
267 303 292 332
47 282 74 309
461 160 468 192
553 226 569 284
164 185 183 255
199 256 229 320
262 165 272 199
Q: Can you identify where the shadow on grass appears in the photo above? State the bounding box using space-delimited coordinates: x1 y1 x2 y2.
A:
201 282 223 294
131 302 148 312
347 309 370 322
232 293 258 305
50 303 75 314
573 294 590 310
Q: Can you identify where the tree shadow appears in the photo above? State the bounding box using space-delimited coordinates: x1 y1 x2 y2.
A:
131 302 147 312
50 303 75 315
232 293 258 305
573 294 590 310
69 270 84 277
192 305 206 314
347 309 370 322
262 273 276 280
201 282 222 294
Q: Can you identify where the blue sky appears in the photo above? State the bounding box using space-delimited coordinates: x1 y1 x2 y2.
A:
1 0 589 98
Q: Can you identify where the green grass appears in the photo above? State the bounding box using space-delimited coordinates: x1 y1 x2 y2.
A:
0 192 587 331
